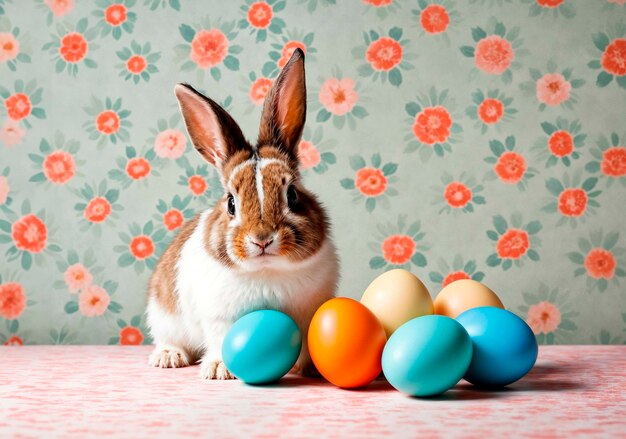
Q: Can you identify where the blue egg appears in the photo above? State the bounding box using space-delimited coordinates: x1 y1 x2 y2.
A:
222 310 301 385
382 315 472 397
456 306 538 387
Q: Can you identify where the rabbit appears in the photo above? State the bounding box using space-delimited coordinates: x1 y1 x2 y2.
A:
146 48 339 379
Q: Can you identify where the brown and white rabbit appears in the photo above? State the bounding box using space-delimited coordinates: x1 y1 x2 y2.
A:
146 49 339 379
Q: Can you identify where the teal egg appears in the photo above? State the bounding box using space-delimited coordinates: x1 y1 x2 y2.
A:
456 306 538 387
382 315 472 397
222 310 301 385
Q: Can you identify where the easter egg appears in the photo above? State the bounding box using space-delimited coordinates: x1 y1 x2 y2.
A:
456 306 538 387
434 279 504 318
222 310 301 385
382 315 472 397
361 269 434 337
308 297 387 388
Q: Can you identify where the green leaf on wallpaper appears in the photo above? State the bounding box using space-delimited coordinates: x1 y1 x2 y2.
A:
340 178 354 189
489 140 505 157
223 55 239 71
31 108 46 119
486 254 501 267
493 215 507 234
389 68 402 87
526 250 539 262
545 178 564 196
65 301 79 314
582 177 598 192
365 198 376 212
351 106 368 119
459 46 474 57
118 254 134 267
382 163 397 176
494 22 505 38
369 256 386 269
603 231 619 250
596 71 613 87
29 172 46 183
567 252 584 264
349 155 366 171
617 75 626 89
179 24 195 42
389 27 402 41
471 27 486 42
169 0 181 11
108 302 123 313
411 252 427 267
592 32 609 52
405 102 420 117
21 252 32 270
131 315 141 327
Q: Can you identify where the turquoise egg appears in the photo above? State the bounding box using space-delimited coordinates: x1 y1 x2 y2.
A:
222 310 302 385
382 315 472 397
456 306 538 387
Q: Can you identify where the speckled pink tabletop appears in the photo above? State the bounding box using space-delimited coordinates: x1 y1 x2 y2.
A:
0 346 624 438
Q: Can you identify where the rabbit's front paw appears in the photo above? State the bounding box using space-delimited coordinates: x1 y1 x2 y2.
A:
199 358 236 380
149 346 191 368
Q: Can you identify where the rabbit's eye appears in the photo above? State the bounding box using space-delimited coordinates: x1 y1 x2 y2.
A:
287 185 298 210
227 194 236 216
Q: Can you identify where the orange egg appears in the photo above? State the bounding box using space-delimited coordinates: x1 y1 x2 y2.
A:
434 279 504 318
308 297 387 388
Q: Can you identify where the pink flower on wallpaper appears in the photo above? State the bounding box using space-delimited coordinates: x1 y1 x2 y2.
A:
607 0 626 4
319 78 358 116
382 235 416 265
297 140 321 169
0 32 20 62
78 284 110 317
4 335 23 346
43 151 76 184
536 0 563 7
0 176 9 205
474 35 514 74
536 73 571 106
247 2 273 29
96 110 120 135
249 77 273 106
64 263 93 293
527 301 561 334
444 182 472 208
602 38 626 76
59 33 88 63
104 4 128 27
154 129 187 159
84 197 112 223
5 93 31 121
191 29 229 69
494 151 526 184
125 157 151 180
0 119 26 147
188 175 207 196
126 55 147 74
412 106 452 145
120 326 144 345
420 4 450 35
355 167 387 196
585 248 616 279
363 0 392 6
130 235 155 260
12 214 47 254
497 229 530 259
366 37 403 71
163 209 184 231
558 188 587 217
44 0 74 17
478 98 504 124
549 131 574 157
602 147 626 177
442 271 471 287
0 282 26 320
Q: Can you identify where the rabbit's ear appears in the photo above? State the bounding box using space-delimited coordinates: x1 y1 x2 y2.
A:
258 48 306 158
175 83 249 169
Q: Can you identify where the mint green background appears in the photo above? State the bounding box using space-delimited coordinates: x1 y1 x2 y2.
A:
1 0 625 345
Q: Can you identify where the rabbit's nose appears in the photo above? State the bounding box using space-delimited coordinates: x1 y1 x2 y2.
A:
251 237 273 250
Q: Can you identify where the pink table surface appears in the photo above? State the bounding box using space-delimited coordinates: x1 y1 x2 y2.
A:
0 345 624 438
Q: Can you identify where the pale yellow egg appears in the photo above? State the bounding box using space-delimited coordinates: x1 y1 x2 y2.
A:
434 279 504 318
361 269 433 337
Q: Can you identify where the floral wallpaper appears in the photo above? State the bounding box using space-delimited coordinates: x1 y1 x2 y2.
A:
1 0 625 347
